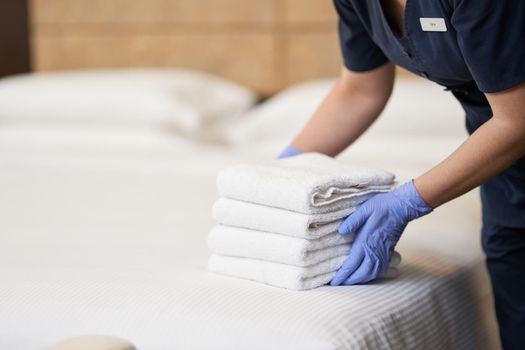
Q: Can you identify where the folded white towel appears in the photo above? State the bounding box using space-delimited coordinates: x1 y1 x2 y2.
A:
216 153 395 214
208 252 401 290
212 197 379 238
208 225 355 266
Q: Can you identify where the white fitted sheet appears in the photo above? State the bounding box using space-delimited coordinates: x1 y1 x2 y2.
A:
0 247 489 350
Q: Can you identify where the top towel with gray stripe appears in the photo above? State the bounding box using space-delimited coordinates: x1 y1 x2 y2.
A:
216 152 396 214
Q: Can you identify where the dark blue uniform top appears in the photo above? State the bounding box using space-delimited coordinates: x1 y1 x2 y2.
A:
335 0 525 118
335 0 525 230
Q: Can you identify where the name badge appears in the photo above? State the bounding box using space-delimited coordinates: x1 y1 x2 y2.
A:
420 18 447 32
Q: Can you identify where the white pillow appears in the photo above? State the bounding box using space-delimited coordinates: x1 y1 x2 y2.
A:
227 77 467 146
227 79 334 145
0 122 195 155
0 69 256 134
372 77 466 137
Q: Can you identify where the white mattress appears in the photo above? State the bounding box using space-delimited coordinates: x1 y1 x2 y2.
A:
0 145 498 350
0 75 501 349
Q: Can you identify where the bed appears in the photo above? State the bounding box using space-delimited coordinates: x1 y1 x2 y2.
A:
0 71 500 349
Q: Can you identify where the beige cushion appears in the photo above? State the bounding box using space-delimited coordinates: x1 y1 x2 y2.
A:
46 335 136 350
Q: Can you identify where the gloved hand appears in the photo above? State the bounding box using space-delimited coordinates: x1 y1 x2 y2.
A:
277 145 302 159
330 180 432 286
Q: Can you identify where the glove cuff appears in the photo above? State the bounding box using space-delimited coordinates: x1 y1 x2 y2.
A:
393 180 433 220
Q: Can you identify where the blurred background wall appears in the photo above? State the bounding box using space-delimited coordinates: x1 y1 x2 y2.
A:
2 0 411 96
31 0 342 96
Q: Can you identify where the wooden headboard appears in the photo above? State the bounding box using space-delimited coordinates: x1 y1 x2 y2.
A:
30 0 343 95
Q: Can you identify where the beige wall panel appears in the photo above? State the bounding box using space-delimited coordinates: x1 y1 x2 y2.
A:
31 0 275 23
284 0 338 23
174 0 275 23
32 0 178 23
30 0 414 95
33 34 278 93
32 22 275 38
286 32 342 85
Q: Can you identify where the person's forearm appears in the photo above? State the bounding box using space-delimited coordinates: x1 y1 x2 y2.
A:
290 64 395 156
415 116 525 208
291 83 384 156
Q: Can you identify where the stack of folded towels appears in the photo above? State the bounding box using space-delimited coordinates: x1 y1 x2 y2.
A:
208 153 401 290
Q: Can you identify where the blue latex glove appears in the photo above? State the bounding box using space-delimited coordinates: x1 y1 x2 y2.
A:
277 145 303 159
330 180 432 286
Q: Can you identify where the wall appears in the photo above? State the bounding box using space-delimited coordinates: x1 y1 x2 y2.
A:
31 0 342 95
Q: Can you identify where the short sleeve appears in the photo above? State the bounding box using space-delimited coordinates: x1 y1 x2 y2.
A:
333 0 389 72
451 0 525 93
